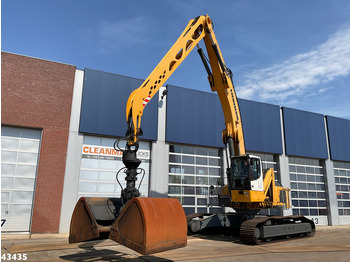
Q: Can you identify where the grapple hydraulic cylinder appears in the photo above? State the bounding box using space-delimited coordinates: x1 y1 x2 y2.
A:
121 148 141 204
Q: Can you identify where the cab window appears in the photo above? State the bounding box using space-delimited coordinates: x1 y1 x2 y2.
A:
250 158 261 180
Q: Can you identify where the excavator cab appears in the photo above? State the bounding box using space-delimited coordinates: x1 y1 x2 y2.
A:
230 155 264 191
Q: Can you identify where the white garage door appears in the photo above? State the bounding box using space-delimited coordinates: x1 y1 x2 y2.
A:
1 126 41 232
289 157 328 226
168 144 222 215
78 136 150 199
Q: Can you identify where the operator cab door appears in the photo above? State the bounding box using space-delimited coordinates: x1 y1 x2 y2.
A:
230 155 263 191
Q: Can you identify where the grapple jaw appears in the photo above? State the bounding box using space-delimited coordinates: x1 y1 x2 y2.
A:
109 197 187 255
69 197 187 255
68 197 122 243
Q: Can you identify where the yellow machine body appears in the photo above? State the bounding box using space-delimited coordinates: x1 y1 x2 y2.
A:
229 168 290 210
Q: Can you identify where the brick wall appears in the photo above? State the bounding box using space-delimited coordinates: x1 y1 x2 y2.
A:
1 52 76 233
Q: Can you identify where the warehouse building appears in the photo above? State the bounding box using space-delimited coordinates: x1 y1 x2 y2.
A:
1 52 350 234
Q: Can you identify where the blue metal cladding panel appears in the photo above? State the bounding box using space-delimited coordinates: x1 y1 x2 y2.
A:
239 99 283 154
283 107 328 159
326 116 350 162
166 85 224 148
79 69 158 140
166 85 283 153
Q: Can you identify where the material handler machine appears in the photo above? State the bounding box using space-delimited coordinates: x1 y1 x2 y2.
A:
69 15 315 255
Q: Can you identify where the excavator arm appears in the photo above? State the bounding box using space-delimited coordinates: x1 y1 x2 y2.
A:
125 15 245 157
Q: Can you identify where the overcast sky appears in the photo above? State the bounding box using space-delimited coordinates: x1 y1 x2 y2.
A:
2 0 350 119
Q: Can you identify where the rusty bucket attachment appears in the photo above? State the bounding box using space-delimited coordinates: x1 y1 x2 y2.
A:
109 197 187 255
69 197 122 243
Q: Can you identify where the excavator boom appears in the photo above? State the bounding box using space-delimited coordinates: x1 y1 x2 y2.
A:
125 15 245 156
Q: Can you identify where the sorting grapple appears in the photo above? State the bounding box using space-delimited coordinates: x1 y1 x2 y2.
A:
69 141 188 255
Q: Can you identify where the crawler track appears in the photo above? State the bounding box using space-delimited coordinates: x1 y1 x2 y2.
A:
240 215 315 244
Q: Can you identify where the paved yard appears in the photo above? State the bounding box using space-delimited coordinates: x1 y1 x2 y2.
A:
1 226 350 261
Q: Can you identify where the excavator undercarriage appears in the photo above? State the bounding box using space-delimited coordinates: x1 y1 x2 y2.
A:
187 212 315 244
240 215 315 244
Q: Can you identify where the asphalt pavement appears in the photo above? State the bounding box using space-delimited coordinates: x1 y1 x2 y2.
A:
1 225 350 261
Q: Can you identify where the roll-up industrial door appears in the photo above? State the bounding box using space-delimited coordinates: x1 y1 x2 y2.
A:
78 136 150 199
289 157 328 225
1 126 41 232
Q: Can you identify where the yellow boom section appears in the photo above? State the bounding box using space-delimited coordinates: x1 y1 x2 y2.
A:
125 15 245 156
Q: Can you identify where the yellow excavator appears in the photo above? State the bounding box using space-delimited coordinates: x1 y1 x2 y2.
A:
69 15 315 254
